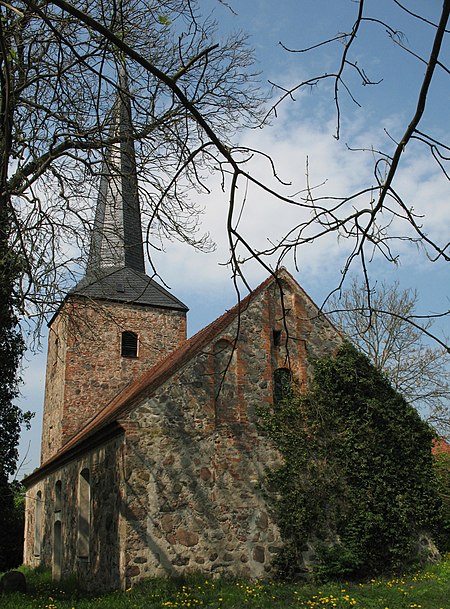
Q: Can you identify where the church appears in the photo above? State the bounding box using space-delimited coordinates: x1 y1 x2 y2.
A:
22 82 342 591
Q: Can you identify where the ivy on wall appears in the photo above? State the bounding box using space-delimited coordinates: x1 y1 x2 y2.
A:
433 449 450 552
260 342 442 581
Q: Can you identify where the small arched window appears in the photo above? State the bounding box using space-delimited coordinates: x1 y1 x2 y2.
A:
272 329 282 347
273 368 292 404
34 490 43 557
121 331 138 358
78 468 91 560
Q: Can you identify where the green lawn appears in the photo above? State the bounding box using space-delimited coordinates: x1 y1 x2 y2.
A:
1 560 450 609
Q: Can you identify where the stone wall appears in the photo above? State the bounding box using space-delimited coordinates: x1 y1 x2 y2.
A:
24 434 125 592
41 298 187 462
119 277 342 586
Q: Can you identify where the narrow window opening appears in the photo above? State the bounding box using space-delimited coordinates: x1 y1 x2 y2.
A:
53 337 59 367
55 480 62 513
34 490 42 557
78 468 91 560
273 367 292 405
121 331 138 358
273 329 282 347
53 520 62 581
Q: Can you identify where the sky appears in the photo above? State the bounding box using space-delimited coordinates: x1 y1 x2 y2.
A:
15 0 450 478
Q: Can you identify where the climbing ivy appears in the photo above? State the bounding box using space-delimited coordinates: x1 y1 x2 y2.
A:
433 449 450 552
260 342 442 581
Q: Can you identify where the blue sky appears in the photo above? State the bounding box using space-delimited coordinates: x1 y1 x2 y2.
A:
16 0 450 477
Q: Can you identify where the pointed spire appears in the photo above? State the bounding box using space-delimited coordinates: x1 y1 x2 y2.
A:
70 66 188 312
87 67 145 275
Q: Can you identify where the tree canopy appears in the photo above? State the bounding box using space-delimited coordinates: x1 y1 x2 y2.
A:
1 0 267 329
329 279 450 438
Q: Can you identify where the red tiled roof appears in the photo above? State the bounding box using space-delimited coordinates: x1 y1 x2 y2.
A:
25 269 305 484
432 438 450 455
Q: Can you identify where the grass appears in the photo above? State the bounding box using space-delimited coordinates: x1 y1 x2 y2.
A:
1 559 450 609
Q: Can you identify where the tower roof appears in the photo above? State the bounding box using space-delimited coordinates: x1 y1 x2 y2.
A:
87 69 145 274
71 69 187 312
70 266 188 311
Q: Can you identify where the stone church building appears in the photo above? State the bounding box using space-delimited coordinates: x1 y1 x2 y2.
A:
23 83 342 591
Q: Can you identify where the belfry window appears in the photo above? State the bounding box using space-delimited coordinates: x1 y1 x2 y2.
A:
121 331 138 358
273 367 292 404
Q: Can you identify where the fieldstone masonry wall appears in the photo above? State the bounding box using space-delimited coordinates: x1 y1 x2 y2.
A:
24 435 125 591
120 278 342 586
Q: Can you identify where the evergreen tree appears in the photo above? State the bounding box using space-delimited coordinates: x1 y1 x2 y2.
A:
0 207 32 567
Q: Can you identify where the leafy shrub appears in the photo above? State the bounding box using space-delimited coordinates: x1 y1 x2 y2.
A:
433 449 450 551
0 480 25 571
260 342 442 581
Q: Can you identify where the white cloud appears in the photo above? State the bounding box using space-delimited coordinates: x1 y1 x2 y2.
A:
150 103 450 296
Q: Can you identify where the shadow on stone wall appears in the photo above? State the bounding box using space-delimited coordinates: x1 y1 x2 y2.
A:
119 357 281 584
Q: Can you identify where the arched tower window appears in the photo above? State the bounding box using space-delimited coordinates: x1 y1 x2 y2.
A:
121 331 138 358
78 468 91 560
34 490 42 557
273 367 292 405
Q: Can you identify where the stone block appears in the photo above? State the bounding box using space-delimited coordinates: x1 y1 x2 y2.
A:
176 529 199 547
253 546 265 563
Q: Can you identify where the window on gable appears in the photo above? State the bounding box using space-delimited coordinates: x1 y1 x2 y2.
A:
273 367 292 405
121 331 138 358
273 329 282 347
213 339 237 426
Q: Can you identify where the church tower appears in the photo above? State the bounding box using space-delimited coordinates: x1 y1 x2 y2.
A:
40 73 188 464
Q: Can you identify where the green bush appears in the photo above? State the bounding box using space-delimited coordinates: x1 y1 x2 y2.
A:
433 450 450 551
260 342 442 581
0 480 26 571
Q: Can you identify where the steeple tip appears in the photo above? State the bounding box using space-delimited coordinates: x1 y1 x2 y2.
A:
87 68 145 276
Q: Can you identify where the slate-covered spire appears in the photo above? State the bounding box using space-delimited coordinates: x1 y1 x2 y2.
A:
70 68 188 312
87 68 145 274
